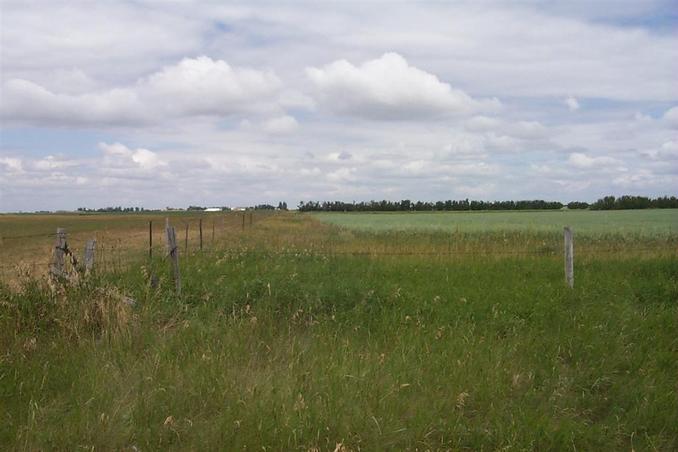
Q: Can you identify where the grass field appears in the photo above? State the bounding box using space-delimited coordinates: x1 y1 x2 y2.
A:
1 211 677 449
315 209 678 237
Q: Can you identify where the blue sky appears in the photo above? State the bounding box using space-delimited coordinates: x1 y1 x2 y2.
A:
1 0 677 212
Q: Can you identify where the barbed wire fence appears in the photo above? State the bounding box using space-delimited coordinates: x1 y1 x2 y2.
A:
1 211 676 292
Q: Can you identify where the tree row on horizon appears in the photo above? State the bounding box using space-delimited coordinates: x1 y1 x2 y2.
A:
298 195 678 212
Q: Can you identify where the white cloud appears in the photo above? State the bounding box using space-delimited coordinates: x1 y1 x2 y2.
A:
262 115 299 134
567 152 620 169
140 56 282 116
443 134 485 155
306 52 500 120
1 2 677 211
131 149 165 170
663 106 678 129
463 116 502 132
0 157 24 174
2 78 144 126
33 155 79 170
99 142 166 170
1 57 284 127
564 96 580 111
326 167 357 182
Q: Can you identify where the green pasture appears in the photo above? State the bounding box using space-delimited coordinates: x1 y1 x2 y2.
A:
1 212 676 450
314 209 678 237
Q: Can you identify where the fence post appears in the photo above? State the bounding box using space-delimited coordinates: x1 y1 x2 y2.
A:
51 228 67 278
165 218 181 295
149 220 153 260
564 226 574 288
199 218 203 251
242 212 245 231
184 223 189 253
212 220 215 243
84 239 96 273
249 211 253 227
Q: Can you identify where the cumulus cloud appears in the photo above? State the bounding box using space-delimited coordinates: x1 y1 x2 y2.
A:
326 167 357 182
33 155 79 170
462 117 550 149
567 152 620 169
306 52 500 120
0 157 24 174
99 142 166 170
564 96 580 111
1 57 284 127
643 140 678 160
140 56 282 116
664 106 678 129
2 78 144 126
262 115 299 134
2 3 678 210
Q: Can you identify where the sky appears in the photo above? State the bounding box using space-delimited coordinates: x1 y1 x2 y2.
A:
1 0 677 212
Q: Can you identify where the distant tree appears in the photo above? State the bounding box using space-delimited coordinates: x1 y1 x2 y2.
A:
567 201 589 209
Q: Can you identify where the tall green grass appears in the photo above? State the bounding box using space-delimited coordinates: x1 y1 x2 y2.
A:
2 240 677 449
315 209 678 237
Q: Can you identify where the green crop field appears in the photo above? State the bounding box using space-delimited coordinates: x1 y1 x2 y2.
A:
315 209 678 237
1 211 677 450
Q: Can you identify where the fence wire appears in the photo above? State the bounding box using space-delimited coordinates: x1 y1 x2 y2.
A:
2 217 676 279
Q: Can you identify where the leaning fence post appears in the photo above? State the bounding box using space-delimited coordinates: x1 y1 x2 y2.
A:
51 228 67 278
84 239 96 273
165 218 181 295
564 226 574 288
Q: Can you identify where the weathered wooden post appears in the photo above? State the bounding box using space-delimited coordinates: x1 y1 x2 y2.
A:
249 211 253 227
165 218 181 295
84 239 96 273
51 228 67 278
148 220 153 260
199 218 203 251
184 223 189 253
241 212 245 231
564 226 574 288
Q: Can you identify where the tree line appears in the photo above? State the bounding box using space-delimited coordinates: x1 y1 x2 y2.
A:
588 195 678 210
298 195 678 212
75 196 678 214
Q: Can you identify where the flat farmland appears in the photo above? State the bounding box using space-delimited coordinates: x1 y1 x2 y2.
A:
315 209 678 237
1 211 677 450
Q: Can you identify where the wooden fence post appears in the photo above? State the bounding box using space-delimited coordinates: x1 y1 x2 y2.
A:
184 223 189 253
84 239 96 273
564 226 574 288
242 212 245 231
249 211 253 227
51 228 67 278
149 220 153 260
165 219 181 295
199 218 203 251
